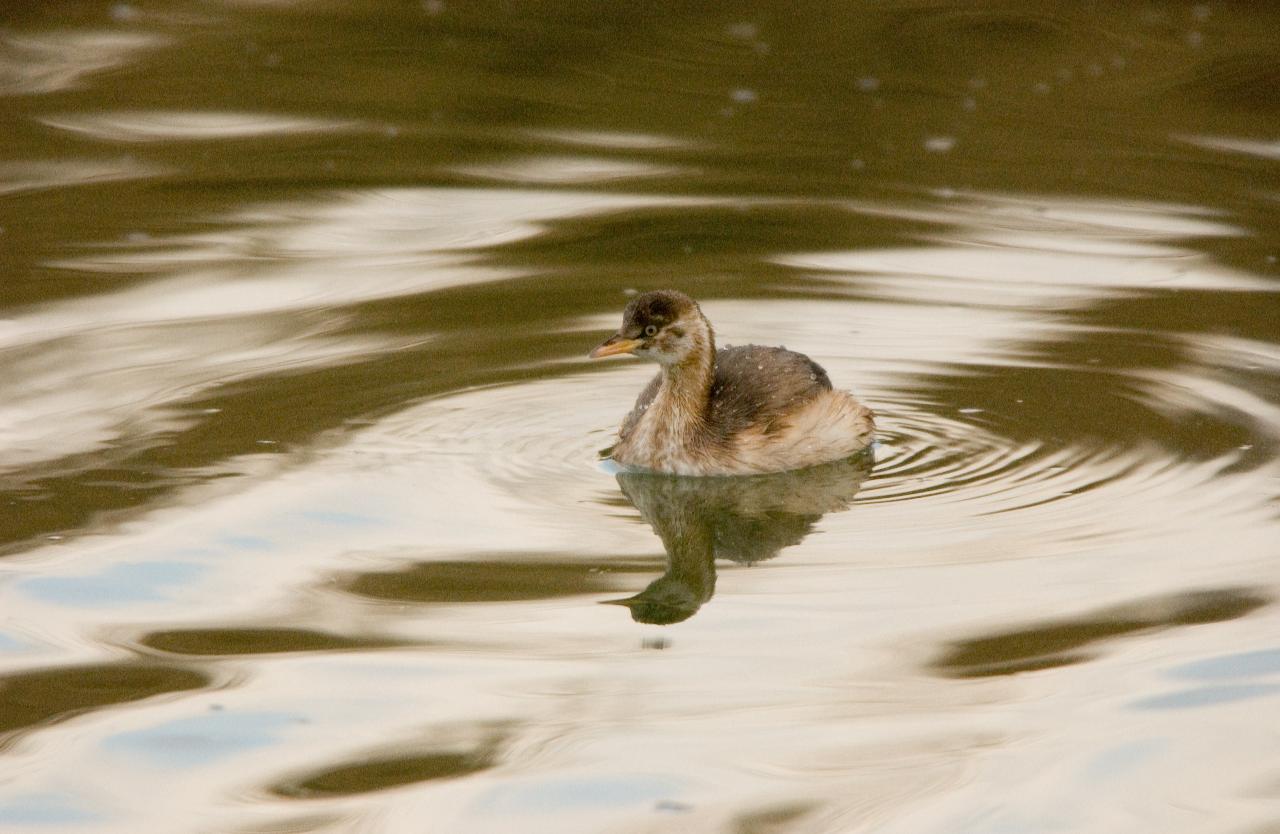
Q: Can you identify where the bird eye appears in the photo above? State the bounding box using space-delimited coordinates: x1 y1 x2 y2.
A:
644 324 658 337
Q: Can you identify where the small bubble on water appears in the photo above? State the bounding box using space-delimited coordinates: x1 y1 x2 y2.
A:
757 364 763 370
47 535 64 541
730 87 758 104
110 3 140 21
725 21 758 40
924 136 956 153
623 287 639 296
1033 81 1052 95
1239 444 1254 451
1264 255 1276 264
202 408 222 414
256 439 278 445
959 407 983 414
856 76 880 92
126 231 151 243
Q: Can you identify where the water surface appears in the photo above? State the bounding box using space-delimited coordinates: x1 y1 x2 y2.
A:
2 2 1279 832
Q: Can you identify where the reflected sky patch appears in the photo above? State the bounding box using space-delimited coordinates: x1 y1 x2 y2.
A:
0 792 99 827
104 711 298 768
1129 684 1280 711
1080 738 1168 783
0 632 30 654
1168 648 1280 681
19 561 205 607
474 773 689 815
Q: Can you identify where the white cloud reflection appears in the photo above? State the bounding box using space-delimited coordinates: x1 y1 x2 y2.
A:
0 189 708 472
0 31 168 95
39 111 362 142
0 159 168 196
780 192 1272 310
449 155 690 184
1175 134 1280 161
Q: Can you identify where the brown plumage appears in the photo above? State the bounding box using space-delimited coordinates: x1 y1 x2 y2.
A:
590 290 874 476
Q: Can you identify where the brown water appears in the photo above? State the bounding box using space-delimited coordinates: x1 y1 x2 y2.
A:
2 2 1279 832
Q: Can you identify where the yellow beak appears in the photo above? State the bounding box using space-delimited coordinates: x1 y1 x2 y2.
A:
589 335 642 359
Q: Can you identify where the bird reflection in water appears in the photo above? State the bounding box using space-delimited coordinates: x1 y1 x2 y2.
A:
605 451 874 624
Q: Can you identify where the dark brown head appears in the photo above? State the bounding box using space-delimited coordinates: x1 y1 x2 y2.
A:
589 290 711 366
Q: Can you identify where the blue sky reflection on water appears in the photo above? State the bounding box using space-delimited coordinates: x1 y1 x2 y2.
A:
0 631 30 654
103 710 299 768
0 793 100 827
1129 684 1280 712
1168 648 1280 681
11 496 392 611
474 773 691 815
19 561 206 607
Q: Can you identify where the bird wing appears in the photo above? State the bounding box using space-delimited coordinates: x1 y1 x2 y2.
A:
707 345 832 438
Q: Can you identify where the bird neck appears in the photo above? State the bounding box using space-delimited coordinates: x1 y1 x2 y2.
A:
654 318 715 431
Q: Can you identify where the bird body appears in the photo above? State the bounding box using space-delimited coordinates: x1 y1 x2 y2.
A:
590 291 874 476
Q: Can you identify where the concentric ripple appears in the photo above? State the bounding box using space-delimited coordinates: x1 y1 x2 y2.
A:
344 357 1270 541
859 398 1114 509
339 366 655 515
338 272 1279 560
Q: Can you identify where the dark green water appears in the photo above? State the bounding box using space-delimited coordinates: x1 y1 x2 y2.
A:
1 2 1278 832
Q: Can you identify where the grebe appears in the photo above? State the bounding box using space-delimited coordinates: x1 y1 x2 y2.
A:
590 290 874 476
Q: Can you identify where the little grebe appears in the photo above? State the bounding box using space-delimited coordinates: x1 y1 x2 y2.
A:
590 290 874 476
